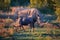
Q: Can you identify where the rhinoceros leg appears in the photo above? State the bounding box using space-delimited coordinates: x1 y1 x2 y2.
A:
30 22 35 32
19 25 25 31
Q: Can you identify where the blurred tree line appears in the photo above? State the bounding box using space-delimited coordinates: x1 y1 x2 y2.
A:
29 0 56 14
54 0 60 22
29 0 60 22
10 0 30 6
0 0 29 11
0 0 10 11
0 0 60 22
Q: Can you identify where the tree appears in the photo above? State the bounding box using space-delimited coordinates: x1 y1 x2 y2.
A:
10 0 30 6
29 0 47 8
0 0 11 11
55 0 60 22
46 0 56 14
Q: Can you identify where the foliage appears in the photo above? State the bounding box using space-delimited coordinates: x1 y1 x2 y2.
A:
10 0 30 6
0 0 10 10
55 0 60 22
29 0 47 8
0 0 60 21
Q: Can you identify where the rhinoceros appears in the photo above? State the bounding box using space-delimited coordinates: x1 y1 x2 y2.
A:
11 7 48 32
15 8 41 32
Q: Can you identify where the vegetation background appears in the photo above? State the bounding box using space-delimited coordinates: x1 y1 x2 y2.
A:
0 0 60 40
0 0 60 22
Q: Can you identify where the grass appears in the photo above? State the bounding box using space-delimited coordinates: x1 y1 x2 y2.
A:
1 27 60 40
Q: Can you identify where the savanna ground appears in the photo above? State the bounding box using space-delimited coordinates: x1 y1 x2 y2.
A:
1 25 60 40
0 0 60 40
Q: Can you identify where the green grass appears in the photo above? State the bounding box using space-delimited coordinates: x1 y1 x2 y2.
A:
2 28 60 40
